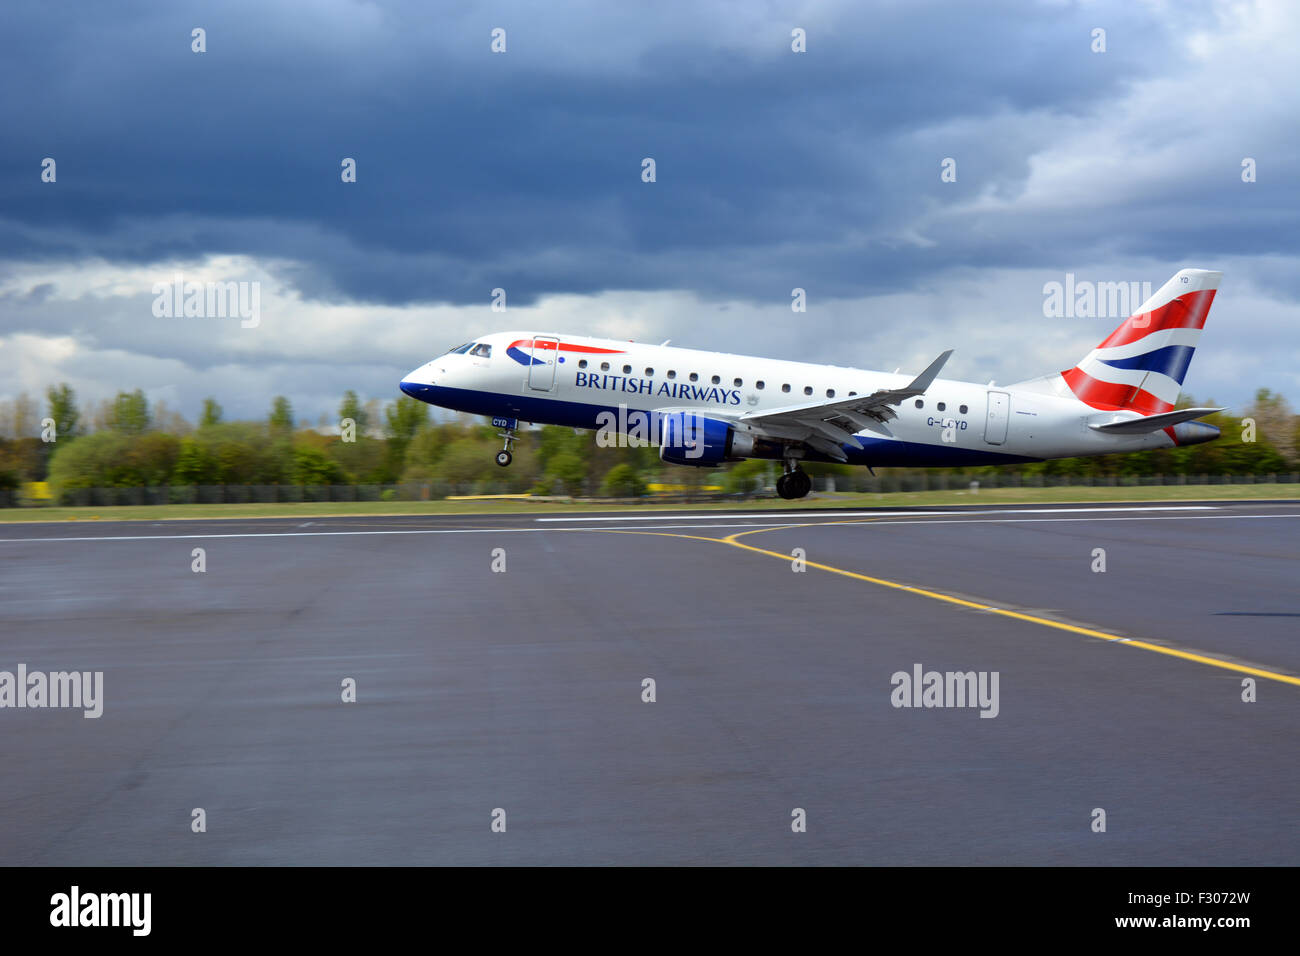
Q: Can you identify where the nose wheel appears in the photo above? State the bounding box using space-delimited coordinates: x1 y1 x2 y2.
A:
495 450 513 467
776 463 812 499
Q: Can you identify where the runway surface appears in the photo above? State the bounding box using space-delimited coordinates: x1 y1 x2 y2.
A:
2 500 1297 865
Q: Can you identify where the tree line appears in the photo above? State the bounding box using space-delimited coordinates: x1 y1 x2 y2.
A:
0 384 1296 503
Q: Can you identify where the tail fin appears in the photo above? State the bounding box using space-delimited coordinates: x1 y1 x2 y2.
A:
1061 269 1220 413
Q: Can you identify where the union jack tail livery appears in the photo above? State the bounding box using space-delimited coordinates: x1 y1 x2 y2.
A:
1061 269 1220 414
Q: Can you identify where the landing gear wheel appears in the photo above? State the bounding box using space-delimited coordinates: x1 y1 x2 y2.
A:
790 470 812 499
777 468 811 499
495 450 513 467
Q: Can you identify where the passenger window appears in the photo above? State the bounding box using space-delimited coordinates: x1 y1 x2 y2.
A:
756 381 765 389
667 370 676 379
826 389 835 398
937 402 946 411
959 404 968 414
578 359 588 369
711 375 721 384
848 391 857 397
803 386 813 396
689 373 699 382
645 368 654 376
734 378 743 387
782 384 791 393
915 399 924 408
622 365 631 374
601 362 610 371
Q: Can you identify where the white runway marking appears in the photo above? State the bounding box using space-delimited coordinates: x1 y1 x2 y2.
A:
535 506 1220 522
1 511 1298 543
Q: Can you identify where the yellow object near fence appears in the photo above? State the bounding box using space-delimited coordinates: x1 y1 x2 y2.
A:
646 483 723 493
23 481 53 502
444 493 534 500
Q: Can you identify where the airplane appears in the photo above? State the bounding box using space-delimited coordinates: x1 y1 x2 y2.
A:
399 268 1223 500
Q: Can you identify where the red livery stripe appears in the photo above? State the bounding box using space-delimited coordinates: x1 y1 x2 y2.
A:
508 339 626 354
1097 289 1215 349
1060 368 1174 414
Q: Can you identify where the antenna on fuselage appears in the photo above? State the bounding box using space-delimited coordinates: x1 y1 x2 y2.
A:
660 339 671 347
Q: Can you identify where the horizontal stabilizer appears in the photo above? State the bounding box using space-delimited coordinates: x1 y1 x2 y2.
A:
1088 407 1224 434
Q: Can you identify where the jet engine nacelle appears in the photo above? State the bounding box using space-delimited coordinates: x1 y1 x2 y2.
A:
658 413 755 466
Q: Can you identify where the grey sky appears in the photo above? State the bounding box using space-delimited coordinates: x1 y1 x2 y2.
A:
2 0 1296 424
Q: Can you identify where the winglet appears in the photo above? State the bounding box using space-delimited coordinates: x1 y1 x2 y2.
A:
906 350 953 394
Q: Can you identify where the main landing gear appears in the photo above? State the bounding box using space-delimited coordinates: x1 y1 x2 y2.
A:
776 460 812 500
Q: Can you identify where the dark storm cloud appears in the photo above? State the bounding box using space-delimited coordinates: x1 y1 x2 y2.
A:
0 0 1244 307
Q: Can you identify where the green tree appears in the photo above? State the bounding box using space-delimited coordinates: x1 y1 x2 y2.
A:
47 431 179 493
1247 388 1295 465
172 438 213 485
384 396 429 476
46 383 79 441
290 445 348 485
600 463 645 497
535 450 587 495
722 458 769 494
437 437 497 484
339 390 369 434
269 396 294 433
200 397 223 427
167 422 289 485
108 390 150 435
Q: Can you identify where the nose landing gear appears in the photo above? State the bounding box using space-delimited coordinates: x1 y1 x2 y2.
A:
494 416 519 467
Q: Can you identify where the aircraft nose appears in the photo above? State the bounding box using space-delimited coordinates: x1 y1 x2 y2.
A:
399 366 436 401
400 380 437 401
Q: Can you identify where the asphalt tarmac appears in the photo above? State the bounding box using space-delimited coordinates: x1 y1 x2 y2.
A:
1 501 1297 864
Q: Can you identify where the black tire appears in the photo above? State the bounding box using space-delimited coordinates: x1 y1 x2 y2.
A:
790 470 812 499
495 450 512 467
775 474 790 499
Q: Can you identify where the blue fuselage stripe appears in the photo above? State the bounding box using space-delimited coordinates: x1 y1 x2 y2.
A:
402 383 1040 467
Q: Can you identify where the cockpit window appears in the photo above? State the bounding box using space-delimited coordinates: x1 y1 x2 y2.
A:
453 342 475 354
470 343 492 358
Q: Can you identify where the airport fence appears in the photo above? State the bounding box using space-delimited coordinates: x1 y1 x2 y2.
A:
817 471 1300 495
2 471 1298 508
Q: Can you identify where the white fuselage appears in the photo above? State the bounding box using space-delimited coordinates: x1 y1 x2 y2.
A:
399 331 1202 468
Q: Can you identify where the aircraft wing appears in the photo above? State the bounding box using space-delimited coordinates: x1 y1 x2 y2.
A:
734 350 953 462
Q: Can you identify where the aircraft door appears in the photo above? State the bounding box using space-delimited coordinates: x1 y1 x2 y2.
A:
984 390 1010 445
527 335 559 392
